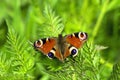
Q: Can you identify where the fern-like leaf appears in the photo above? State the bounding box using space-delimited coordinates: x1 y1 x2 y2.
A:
38 6 64 38
0 52 12 79
45 43 104 80
4 28 35 79
109 62 120 80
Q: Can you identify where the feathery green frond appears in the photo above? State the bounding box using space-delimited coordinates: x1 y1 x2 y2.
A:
0 52 12 79
45 43 106 80
38 6 64 38
1 28 35 79
109 63 120 80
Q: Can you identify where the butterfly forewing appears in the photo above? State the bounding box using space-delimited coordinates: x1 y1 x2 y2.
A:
65 32 87 48
34 38 56 55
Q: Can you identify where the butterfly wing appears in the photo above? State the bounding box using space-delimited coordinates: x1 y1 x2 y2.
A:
34 38 56 55
34 37 63 60
63 32 88 59
65 32 87 48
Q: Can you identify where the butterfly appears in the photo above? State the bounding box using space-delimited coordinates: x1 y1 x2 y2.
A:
34 32 88 61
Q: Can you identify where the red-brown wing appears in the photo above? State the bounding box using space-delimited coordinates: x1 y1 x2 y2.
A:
34 38 56 55
63 32 88 59
34 37 64 61
65 32 88 48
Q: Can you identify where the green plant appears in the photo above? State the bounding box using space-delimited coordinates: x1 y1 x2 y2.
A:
0 28 34 80
109 62 120 80
0 0 120 80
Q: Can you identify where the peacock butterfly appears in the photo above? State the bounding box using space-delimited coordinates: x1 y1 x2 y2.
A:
34 32 88 61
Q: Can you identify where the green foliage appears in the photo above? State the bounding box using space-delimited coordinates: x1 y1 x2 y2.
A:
0 0 120 80
47 44 103 80
0 29 34 79
38 6 64 38
0 20 8 47
109 62 120 80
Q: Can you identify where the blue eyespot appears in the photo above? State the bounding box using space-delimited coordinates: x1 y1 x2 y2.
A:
48 52 54 59
71 49 77 55
69 46 78 57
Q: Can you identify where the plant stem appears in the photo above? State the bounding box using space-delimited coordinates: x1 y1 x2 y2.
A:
91 0 109 43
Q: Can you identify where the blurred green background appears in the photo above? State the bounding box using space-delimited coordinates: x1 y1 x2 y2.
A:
0 0 120 80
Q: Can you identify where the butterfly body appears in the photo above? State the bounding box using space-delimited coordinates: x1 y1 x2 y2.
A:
34 32 88 61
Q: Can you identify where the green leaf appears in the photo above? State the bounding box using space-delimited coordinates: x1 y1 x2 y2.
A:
109 62 120 80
